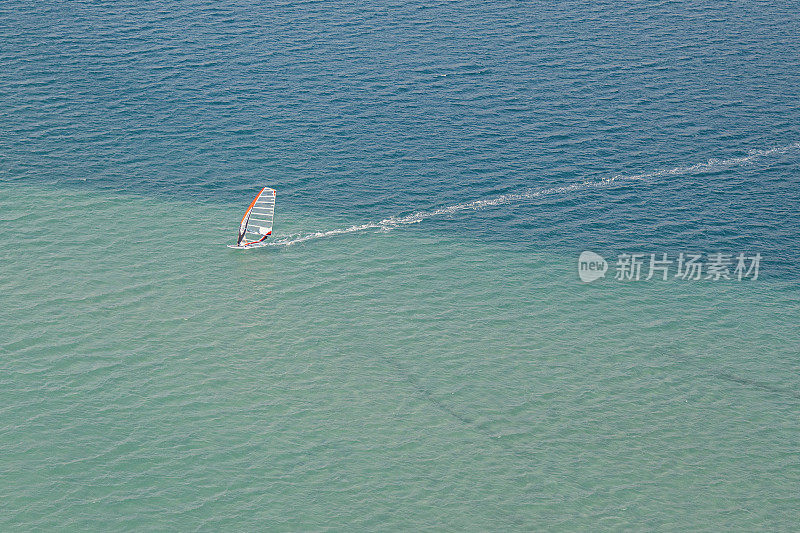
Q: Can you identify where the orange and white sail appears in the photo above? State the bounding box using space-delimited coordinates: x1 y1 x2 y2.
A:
237 187 276 246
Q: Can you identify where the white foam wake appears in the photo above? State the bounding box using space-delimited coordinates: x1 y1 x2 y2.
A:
267 141 800 246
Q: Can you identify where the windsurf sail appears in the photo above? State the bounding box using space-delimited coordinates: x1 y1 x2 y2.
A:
237 187 276 246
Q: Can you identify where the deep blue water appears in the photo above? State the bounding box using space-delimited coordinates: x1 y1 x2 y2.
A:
3 1 800 258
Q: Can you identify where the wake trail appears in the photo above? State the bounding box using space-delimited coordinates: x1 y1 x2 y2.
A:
267 141 800 247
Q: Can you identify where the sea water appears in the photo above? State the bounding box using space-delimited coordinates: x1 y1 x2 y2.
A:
2 1 799 530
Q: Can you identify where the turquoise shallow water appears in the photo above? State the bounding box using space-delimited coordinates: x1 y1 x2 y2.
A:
2 0 800 530
2 185 799 530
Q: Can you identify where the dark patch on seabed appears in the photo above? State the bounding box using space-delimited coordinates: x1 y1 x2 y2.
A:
386 342 800 464
716 371 800 401
380 353 547 462
659 350 799 402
